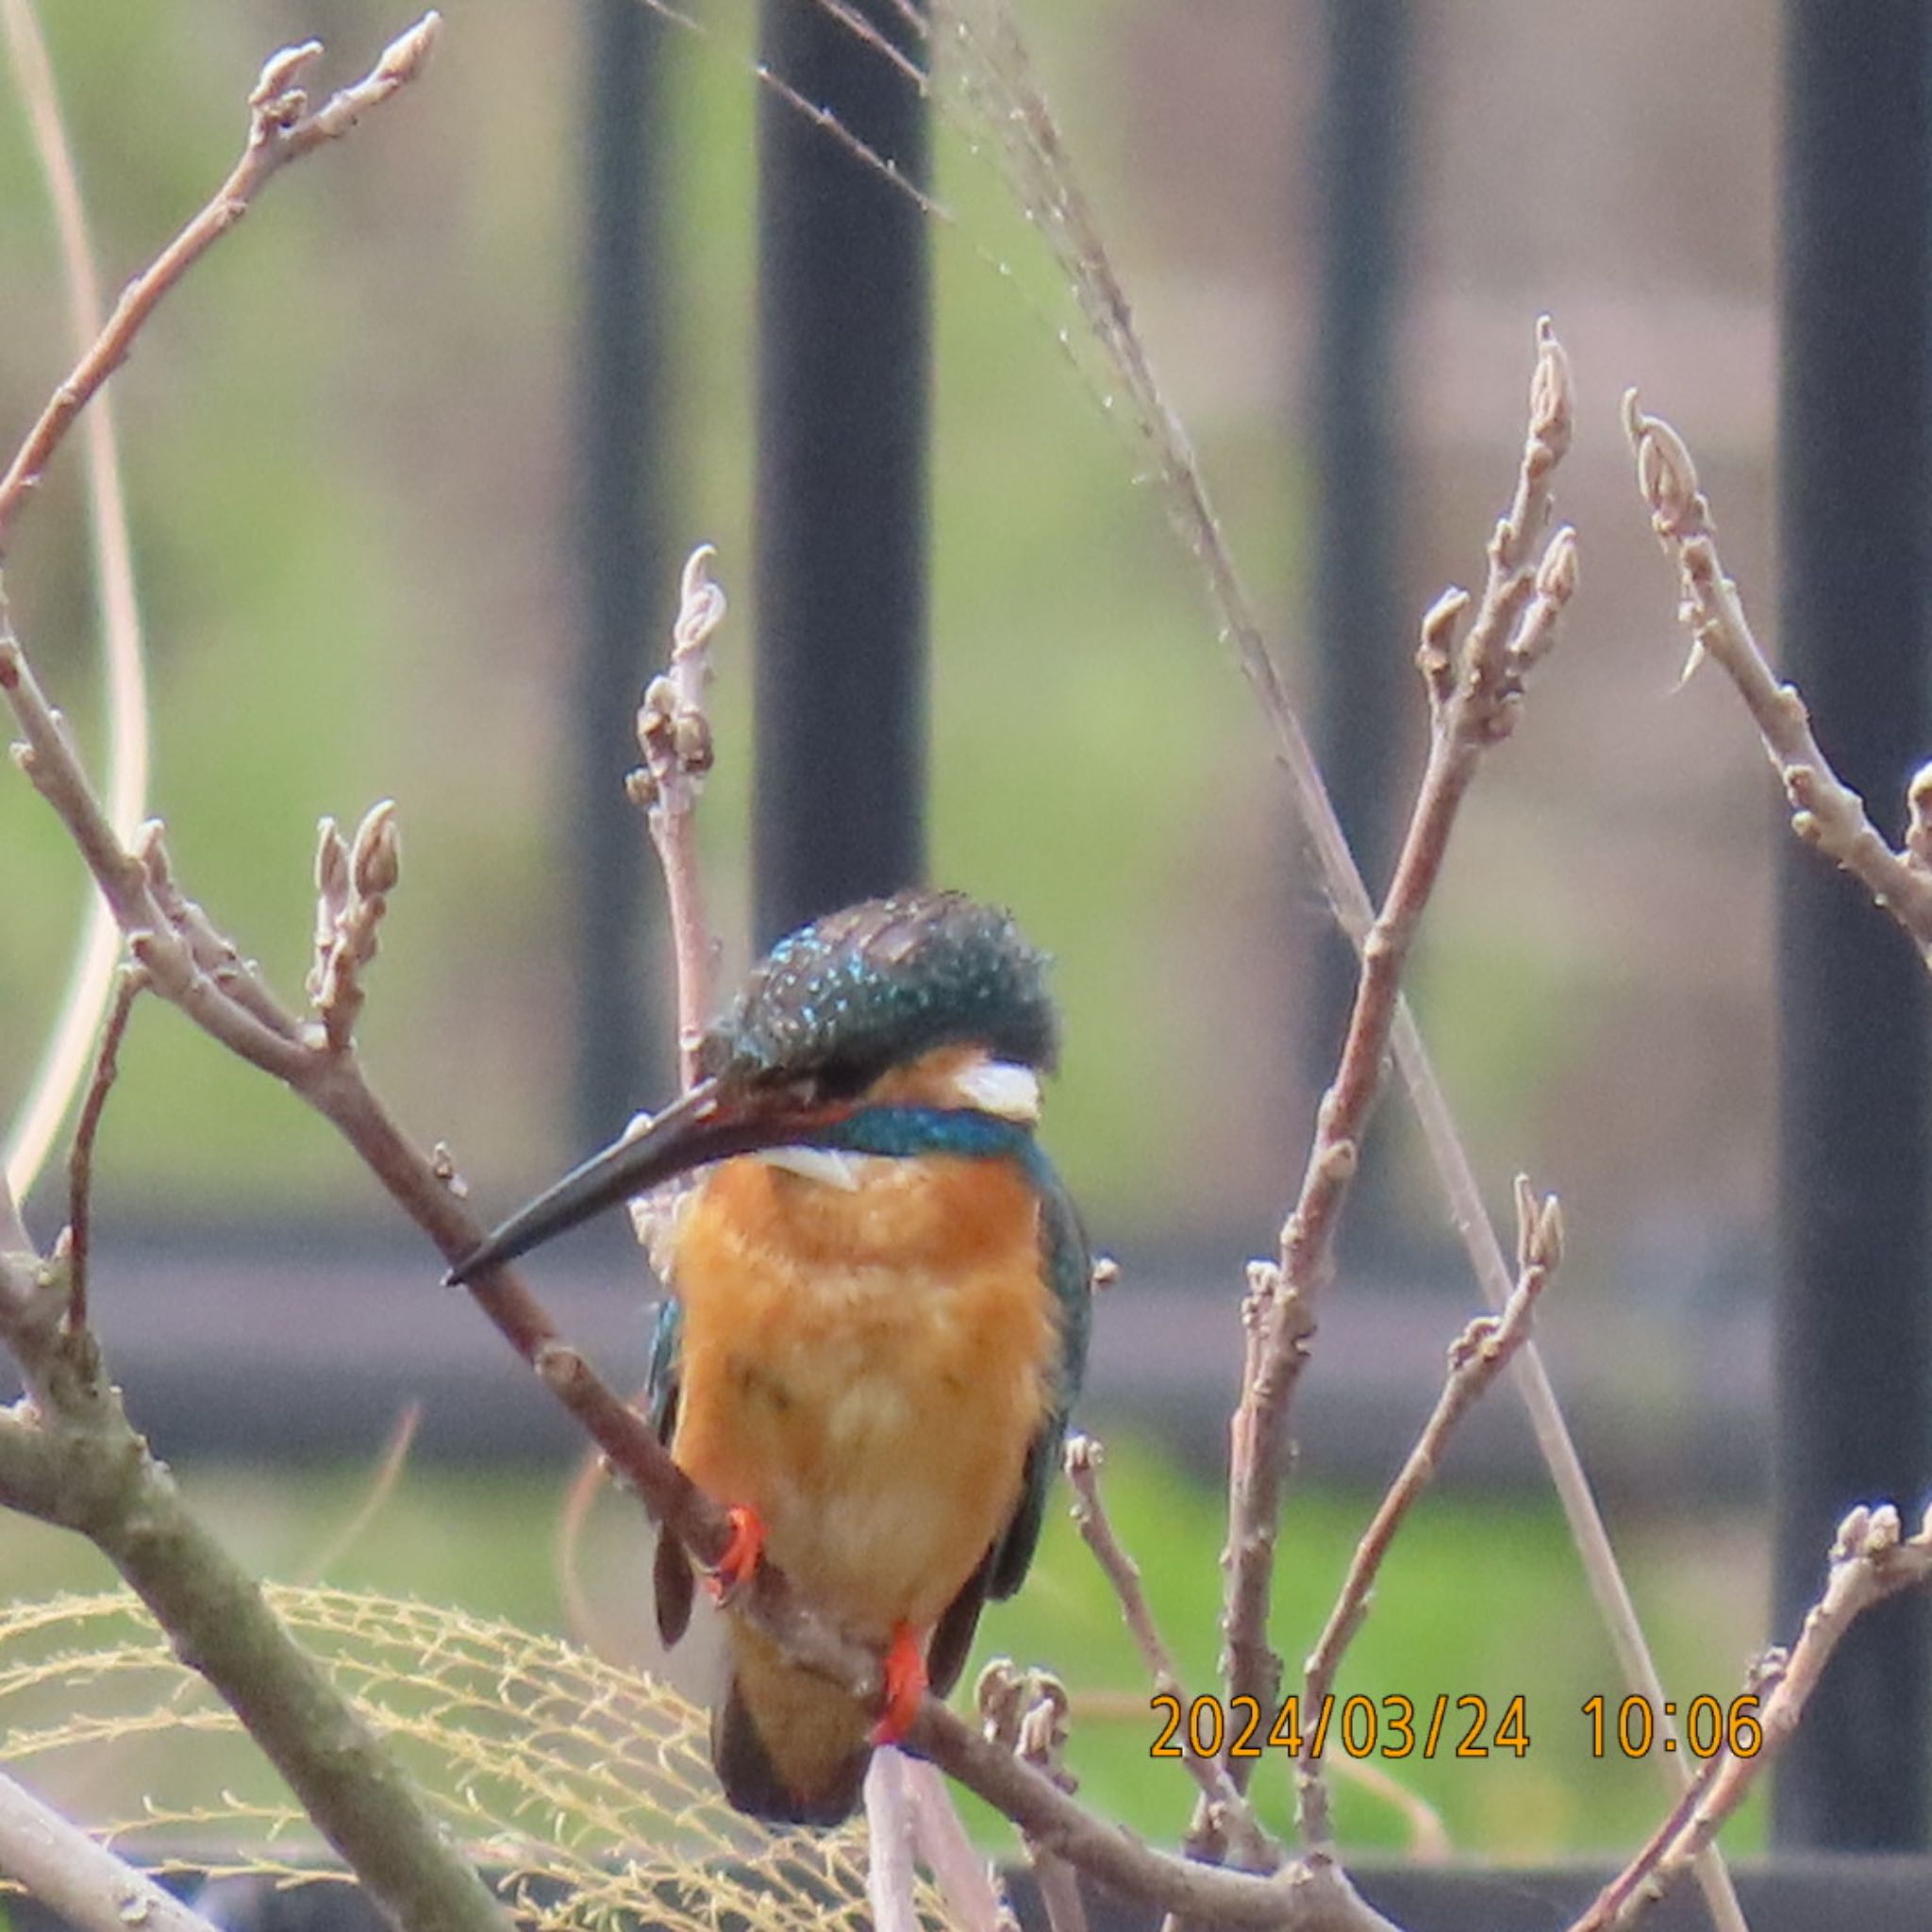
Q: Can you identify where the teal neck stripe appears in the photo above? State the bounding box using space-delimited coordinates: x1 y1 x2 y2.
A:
814 1104 1038 1166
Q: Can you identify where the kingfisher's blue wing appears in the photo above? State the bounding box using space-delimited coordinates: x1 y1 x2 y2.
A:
927 1157 1091 1695
645 1296 695 1646
991 1158 1091 1600
644 1294 683 1441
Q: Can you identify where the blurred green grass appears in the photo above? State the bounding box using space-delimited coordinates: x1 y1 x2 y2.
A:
4 1429 1765 1861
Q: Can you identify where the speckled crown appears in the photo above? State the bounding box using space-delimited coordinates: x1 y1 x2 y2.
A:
699 891 1058 1090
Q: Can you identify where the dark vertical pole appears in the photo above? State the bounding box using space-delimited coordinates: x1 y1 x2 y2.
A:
1308 0 1410 1247
574 0 667 1141
754 0 930 950
1775 1 1932 1847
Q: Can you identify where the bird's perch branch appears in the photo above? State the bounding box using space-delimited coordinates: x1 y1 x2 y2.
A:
1295 1180 1559 1849
0 13 441 558
1211 322 1576 1829
1624 390 1932 963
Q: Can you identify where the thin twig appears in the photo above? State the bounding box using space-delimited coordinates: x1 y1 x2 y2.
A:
1296 1179 1561 1849
298 1401 421 1584
1571 1503 1932 1932
0 1766 224 1932
0 13 441 555
977 1665 1091 1932
1063 1433 1276 1872
554 1441 623 1657
0 0 150 1210
1625 390 1932 961
61 962 145 1333
1216 324 1576 1818
628 543 725 1084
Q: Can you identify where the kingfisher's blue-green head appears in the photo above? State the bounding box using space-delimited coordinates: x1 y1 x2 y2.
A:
449 891 1059 1282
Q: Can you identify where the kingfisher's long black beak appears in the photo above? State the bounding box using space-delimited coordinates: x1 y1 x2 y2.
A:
445 1077 842 1286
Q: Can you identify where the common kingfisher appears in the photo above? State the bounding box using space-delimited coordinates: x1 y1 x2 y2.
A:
451 891 1091 1825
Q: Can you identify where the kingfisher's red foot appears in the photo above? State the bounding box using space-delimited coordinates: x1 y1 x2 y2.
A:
704 1504 765 1602
870 1623 927 1745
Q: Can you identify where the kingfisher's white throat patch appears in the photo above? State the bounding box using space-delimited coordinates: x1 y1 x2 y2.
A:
758 1146 866 1191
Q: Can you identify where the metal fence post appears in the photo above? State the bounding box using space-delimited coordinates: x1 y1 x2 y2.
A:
753 0 930 948
1774 0 1932 1847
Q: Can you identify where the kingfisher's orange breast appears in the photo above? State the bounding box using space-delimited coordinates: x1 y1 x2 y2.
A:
667 1150 1058 1645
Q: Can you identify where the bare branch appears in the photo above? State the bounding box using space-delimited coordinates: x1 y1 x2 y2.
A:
0 13 441 555
1296 1180 1560 1849
627 543 726 1086
1214 323 1576 1814
977 1663 1091 1932
1625 389 1932 962
0 1240 507 1932
1064 1434 1276 1872
62 962 146 1333
1572 1503 1932 1932
909 1693 1398 1932
0 1766 224 1932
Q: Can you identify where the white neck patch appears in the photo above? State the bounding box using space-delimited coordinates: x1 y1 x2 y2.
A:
951 1057 1042 1123
757 1145 864 1191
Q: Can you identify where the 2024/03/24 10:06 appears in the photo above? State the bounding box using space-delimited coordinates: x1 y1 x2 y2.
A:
1150 1692 1529 1761
1152 1692 1767 1760
1582 1693 1764 1758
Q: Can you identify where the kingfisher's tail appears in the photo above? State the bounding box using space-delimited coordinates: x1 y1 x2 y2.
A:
712 1619 871 1826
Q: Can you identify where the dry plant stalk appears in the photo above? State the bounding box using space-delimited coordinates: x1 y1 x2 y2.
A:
0 0 151 1208
1625 390 1932 959
1213 323 1576 1821
1296 1180 1560 1850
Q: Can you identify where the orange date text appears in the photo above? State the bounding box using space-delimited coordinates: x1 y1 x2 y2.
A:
1149 1692 1529 1761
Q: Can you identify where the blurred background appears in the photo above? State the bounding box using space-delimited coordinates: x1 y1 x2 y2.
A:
0 0 1857 1865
